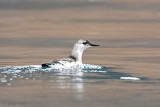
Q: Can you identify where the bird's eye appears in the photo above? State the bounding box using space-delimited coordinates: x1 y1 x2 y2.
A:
83 42 87 45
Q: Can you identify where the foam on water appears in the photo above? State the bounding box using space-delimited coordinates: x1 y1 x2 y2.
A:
0 64 140 83
120 77 140 80
0 64 107 74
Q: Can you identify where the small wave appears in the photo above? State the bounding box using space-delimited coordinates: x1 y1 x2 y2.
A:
0 64 107 74
0 65 141 81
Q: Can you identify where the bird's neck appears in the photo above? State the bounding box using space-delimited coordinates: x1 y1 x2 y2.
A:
70 48 83 63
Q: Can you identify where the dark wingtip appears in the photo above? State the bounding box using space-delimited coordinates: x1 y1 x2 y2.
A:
41 63 50 69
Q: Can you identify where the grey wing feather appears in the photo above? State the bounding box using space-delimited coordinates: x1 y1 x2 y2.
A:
49 58 75 65
42 57 75 68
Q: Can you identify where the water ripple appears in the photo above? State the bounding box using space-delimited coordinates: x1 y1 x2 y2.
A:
0 64 141 87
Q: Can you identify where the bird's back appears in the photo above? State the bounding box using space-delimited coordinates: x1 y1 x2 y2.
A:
42 57 81 69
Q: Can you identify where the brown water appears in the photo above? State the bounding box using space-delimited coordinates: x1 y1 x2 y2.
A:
0 0 160 107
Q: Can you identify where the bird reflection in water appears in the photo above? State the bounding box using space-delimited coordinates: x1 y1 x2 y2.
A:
41 69 84 100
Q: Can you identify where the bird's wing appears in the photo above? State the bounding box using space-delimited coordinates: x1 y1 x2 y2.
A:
49 58 75 65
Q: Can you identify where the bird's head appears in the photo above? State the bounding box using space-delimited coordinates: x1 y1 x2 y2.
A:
73 39 99 51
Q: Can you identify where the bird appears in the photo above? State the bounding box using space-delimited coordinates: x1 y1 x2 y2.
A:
41 39 99 69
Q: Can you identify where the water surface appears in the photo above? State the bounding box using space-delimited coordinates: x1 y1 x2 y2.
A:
0 0 160 107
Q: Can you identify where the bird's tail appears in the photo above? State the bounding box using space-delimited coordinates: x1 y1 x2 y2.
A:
41 63 51 69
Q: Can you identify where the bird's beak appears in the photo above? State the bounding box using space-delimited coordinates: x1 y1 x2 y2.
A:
86 40 100 47
90 43 100 47
88 41 100 47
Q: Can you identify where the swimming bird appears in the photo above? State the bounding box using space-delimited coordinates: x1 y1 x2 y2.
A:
41 39 99 69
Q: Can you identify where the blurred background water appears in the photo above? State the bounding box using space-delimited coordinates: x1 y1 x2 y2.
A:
0 0 160 107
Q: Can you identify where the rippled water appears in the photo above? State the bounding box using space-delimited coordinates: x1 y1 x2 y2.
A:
0 64 153 107
0 64 140 87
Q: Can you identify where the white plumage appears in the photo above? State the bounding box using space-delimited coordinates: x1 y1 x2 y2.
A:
42 39 99 69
